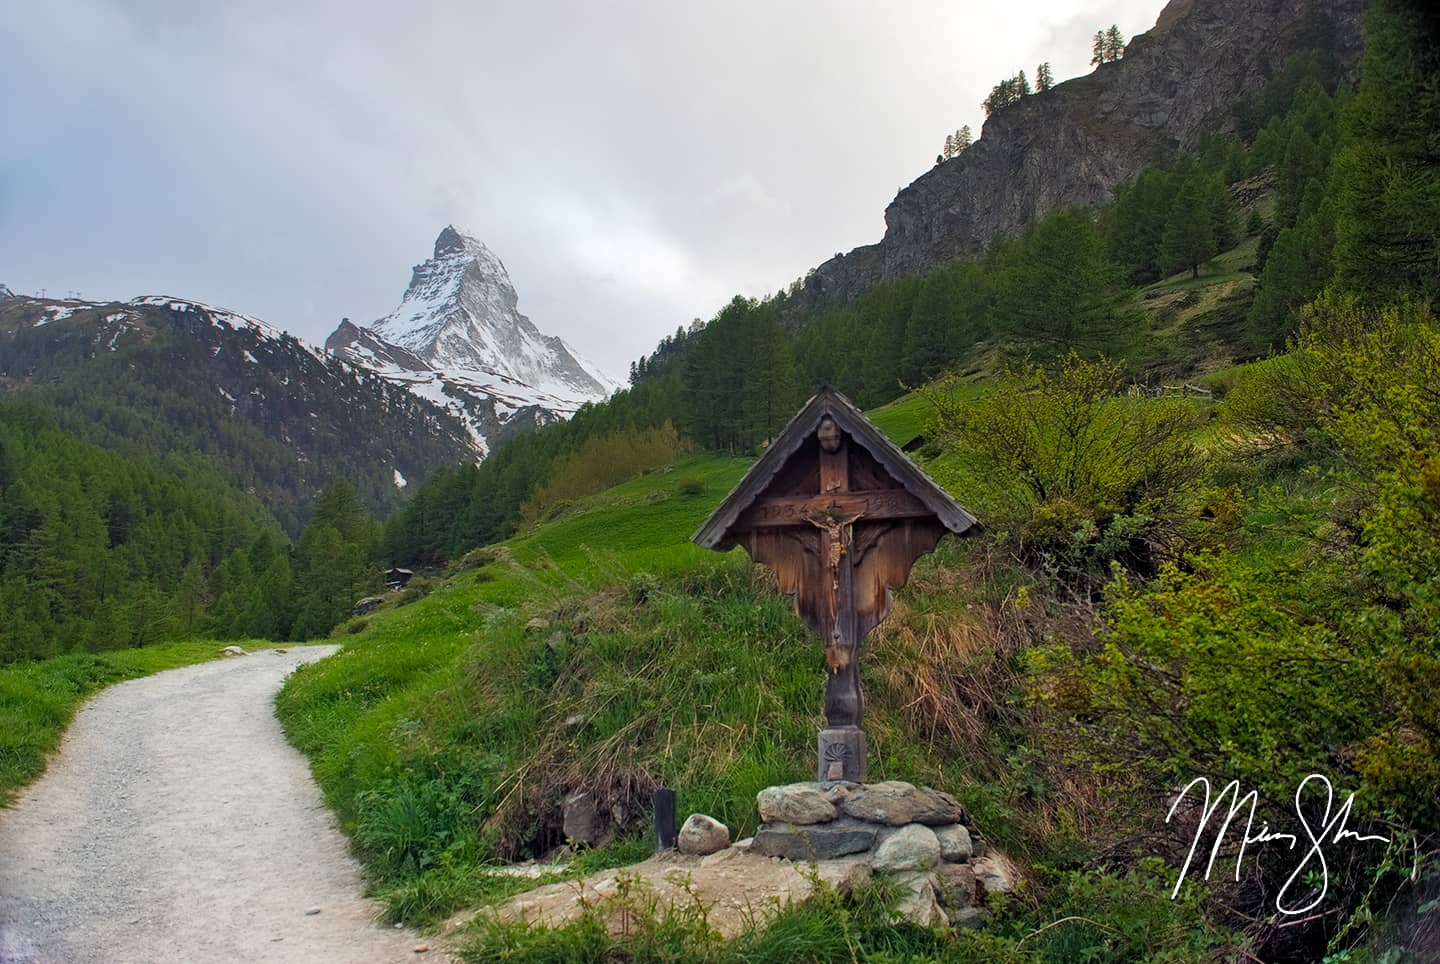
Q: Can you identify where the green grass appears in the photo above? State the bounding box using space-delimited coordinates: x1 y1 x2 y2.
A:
274 440 1036 929
0 641 261 806
866 392 934 445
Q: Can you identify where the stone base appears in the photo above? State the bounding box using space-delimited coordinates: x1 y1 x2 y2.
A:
818 726 867 782
751 779 988 928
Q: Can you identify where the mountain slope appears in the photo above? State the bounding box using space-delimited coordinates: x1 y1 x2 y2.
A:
327 226 620 456
792 0 1363 313
0 294 479 530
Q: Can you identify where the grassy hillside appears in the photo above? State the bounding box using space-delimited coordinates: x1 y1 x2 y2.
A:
280 284 1440 962
275 446 1039 927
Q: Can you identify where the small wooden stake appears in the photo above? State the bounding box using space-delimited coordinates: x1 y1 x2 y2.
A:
654 788 677 850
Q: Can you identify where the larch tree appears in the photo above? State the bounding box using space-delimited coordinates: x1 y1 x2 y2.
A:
1037 63 1055 91
1105 25 1125 62
1092 30 1106 66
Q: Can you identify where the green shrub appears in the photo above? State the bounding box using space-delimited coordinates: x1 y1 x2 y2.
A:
924 354 1212 580
677 477 706 496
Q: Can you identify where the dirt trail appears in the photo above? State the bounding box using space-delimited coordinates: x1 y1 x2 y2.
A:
0 646 441 964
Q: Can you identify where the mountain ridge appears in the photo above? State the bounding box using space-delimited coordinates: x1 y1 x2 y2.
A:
790 0 1364 315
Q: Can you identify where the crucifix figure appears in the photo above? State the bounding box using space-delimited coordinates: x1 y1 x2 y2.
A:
694 389 978 783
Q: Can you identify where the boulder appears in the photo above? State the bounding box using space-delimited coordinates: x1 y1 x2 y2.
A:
935 862 976 908
351 596 384 616
757 784 838 825
934 823 973 862
840 781 965 826
749 818 877 861
562 791 608 847
950 906 988 930
677 814 730 856
220 645 248 657
871 823 941 872
889 871 946 928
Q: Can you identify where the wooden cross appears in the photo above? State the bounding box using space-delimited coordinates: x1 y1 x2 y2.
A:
695 390 977 783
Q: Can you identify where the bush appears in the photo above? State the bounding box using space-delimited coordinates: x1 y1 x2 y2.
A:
676 477 706 496
923 354 1211 580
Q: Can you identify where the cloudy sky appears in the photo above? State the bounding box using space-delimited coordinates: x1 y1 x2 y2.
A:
3 0 1165 378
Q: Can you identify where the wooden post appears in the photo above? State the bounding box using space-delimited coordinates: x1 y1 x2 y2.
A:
653 788 677 850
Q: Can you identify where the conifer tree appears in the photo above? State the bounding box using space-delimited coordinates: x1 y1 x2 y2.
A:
1092 30 1106 66
943 132 955 160
1037 63 1054 91
1017 70 1031 96
1160 181 1216 278
956 125 972 151
1104 25 1125 62
1332 0 1440 301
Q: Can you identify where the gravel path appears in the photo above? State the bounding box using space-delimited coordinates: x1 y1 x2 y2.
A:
0 646 440 964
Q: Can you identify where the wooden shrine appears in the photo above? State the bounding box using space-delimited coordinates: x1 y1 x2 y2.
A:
693 388 978 783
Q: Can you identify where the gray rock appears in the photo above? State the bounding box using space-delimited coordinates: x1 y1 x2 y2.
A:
749 818 877 861
351 596 384 616
677 814 730 856
562 791 608 847
872 823 941 872
841 781 965 826
950 906 988 930
935 862 976 908
889 871 946 928
934 824 973 861
972 853 1018 896
220 646 249 657
757 784 838 825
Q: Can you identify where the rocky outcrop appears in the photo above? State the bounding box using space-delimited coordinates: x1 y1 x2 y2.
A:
790 0 1363 317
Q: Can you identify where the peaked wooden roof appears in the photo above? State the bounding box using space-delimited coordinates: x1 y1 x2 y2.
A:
692 387 979 549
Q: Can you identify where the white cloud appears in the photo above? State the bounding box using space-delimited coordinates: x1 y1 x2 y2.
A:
1 0 1170 376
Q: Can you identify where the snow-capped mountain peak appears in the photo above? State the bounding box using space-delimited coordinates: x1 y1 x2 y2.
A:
326 226 621 460
365 226 619 399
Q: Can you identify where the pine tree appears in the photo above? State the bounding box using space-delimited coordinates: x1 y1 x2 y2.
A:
1037 63 1054 91
1017 71 1031 97
1332 0 1440 301
1160 181 1216 278
956 125 972 151
900 274 954 383
943 133 955 160
1092 30 1106 66
1104 25 1125 62
992 208 1133 349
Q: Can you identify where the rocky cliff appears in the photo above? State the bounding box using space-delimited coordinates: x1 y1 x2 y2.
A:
794 0 1364 314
